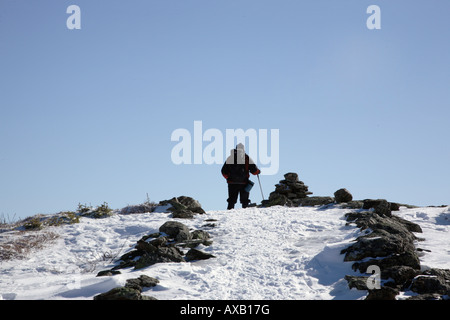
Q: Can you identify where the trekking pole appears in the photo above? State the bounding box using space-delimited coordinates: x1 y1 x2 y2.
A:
257 174 265 201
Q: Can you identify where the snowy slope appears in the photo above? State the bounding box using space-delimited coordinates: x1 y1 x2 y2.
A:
395 206 449 270
0 205 448 300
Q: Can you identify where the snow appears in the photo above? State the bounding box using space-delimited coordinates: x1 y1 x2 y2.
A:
395 206 450 271
0 205 448 300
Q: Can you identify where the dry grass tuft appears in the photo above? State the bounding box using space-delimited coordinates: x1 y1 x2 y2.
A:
0 230 59 261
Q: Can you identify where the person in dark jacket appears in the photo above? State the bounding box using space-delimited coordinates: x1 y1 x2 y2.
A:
221 143 260 209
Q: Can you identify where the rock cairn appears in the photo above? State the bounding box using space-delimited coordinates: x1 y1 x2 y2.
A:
276 172 312 199
262 172 336 207
262 172 312 207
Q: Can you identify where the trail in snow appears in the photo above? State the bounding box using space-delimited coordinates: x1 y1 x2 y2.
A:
0 205 448 300
141 206 366 300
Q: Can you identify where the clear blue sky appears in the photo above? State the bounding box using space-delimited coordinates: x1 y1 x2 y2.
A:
1 0 449 219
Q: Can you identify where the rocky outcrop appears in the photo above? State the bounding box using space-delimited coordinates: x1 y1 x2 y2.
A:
109 221 213 271
342 208 450 300
342 210 422 273
94 220 215 300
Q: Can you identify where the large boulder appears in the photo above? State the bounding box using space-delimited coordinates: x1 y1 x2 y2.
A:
382 266 419 288
362 199 404 217
410 269 450 295
334 188 353 203
159 221 192 242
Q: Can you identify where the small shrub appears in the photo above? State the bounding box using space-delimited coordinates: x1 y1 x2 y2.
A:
22 217 43 231
119 194 158 215
77 202 113 218
47 211 80 226
78 202 114 219
0 231 59 261
77 203 92 214
93 202 113 218
0 213 18 229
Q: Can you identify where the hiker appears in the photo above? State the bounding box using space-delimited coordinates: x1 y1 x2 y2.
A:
221 143 260 209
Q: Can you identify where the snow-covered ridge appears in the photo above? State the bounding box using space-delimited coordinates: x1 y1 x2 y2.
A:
0 204 448 300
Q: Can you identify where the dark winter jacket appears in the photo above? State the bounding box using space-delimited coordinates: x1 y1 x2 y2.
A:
221 149 260 184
